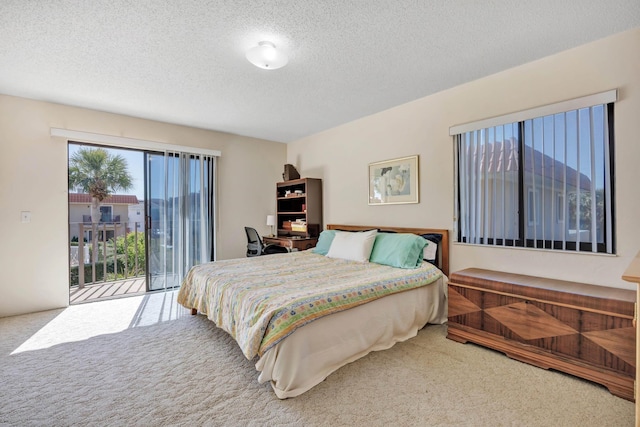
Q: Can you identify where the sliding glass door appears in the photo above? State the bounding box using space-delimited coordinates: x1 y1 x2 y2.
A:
145 151 216 291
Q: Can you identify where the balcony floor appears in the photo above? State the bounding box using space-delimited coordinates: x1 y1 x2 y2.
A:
70 277 146 304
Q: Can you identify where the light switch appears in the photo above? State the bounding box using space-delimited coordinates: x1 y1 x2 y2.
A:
21 211 31 223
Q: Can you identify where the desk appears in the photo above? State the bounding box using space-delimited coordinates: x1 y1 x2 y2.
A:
263 236 318 251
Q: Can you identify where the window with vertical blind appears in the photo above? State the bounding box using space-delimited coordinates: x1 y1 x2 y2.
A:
146 151 216 291
451 90 616 254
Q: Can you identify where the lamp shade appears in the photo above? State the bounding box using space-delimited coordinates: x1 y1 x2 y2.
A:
246 41 288 70
266 215 276 226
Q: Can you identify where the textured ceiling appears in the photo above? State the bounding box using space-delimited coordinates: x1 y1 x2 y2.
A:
1 1 639 143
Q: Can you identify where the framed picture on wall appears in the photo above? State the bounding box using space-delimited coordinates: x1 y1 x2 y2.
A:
368 155 419 205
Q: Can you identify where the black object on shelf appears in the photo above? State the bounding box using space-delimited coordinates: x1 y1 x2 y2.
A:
283 164 300 181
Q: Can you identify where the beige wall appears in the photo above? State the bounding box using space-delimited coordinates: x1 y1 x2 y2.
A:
0 95 286 317
2 29 637 317
287 28 640 290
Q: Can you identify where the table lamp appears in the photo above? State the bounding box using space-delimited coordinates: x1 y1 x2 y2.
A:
266 215 276 237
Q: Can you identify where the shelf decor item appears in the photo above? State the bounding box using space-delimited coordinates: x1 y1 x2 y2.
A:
283 164 300 181
291 221 307 232
368 155 419 205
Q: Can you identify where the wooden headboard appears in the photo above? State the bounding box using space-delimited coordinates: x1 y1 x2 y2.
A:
326 224 450 277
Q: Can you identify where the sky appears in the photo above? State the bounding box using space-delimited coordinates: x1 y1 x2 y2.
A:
68 143 145 200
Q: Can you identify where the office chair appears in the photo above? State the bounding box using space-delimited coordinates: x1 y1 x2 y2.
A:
244 227 289 257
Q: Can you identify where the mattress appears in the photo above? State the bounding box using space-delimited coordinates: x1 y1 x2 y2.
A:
178 250 447 398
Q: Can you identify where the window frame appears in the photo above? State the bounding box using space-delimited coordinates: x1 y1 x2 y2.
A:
451 92 616 255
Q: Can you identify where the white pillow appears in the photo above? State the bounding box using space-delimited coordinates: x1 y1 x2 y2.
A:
423 241 438 262
326 230 378 262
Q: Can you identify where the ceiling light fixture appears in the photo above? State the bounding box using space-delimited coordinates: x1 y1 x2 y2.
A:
245 41 288 70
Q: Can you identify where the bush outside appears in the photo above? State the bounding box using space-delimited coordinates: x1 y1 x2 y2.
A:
69 231 146 287
114 231 146 276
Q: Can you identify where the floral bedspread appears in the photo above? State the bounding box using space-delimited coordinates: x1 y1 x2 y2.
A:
177 250 443 359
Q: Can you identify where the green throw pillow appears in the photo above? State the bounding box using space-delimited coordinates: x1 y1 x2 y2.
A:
369 233 428 269
312 230 337 255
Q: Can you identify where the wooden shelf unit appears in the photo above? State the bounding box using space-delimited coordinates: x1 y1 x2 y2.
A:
276 178 322 238
447 268 636 401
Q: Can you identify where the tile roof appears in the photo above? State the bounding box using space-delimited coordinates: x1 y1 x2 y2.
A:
468 138 592 190
69 193 140 204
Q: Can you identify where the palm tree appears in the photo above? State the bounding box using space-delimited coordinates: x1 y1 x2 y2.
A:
69 147 134 266
69 147 134 223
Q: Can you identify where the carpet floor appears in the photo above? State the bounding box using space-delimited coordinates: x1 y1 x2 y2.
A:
0 291 633 426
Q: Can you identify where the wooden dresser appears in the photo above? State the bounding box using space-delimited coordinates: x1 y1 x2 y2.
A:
622 251 640 424
447 268 636 400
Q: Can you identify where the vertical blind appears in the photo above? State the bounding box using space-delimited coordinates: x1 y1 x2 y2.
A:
451 91 616 254
148 151 216 291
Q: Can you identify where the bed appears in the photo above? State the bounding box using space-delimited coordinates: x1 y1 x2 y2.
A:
177 224 449 398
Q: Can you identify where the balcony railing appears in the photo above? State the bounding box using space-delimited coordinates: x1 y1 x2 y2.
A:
82 214 122 224
70 221 145 289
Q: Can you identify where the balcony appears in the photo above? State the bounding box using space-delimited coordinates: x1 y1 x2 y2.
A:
70 220 146 304
82 214 122 224
69 277 146 304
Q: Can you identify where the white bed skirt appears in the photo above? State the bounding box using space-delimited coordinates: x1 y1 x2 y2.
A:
255 275 448 398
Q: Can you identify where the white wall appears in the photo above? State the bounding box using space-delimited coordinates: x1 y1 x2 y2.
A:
128 202 145 232
287 28 640 290
0 95 286 317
